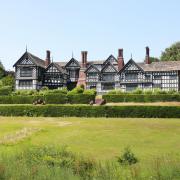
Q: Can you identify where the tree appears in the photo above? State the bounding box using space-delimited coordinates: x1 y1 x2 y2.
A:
1 75 15 88
161 42 180 61
0 60 5 79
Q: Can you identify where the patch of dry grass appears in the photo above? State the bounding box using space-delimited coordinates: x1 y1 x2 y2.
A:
0 127 42 145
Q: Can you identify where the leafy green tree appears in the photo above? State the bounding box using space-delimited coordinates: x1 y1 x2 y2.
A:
0 61 5 79
161 42 180 61
1 75 15 88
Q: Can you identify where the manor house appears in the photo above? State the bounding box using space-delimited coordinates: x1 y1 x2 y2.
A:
13 47 180 93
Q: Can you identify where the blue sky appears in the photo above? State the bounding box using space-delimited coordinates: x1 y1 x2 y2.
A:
0 0 180 70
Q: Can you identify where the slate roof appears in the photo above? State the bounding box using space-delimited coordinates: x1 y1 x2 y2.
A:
88 60 105 65
55 62 67 68
13 51 45 68
84 64 101 73
137 61 180 72
53 62 68 74
16 51 180 73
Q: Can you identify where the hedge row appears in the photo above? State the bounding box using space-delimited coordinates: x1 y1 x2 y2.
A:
0 94 95 104
0 105 180 118
103 94 180 102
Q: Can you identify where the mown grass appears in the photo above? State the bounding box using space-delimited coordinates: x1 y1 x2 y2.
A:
0 117 179 179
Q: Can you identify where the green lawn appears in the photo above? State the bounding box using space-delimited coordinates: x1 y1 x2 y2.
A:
0 116 179 163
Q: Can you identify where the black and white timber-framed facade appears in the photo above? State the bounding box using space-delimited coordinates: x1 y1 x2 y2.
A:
13 47 180 93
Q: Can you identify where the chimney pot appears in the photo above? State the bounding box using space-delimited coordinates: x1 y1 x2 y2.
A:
45 50 51 67
118 48 123 57
81 51 88 68
145 46 150 64
118 48 124 71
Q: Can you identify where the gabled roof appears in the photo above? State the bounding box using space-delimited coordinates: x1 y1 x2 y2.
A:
84 64 101 73
56 62 67 67
101 61 118 73
46 62 68 74
13 51 45 68
118 59 144 73
65 58 80 68
103 55 118 65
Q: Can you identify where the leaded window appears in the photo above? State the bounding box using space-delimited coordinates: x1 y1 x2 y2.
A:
154 75 161 80
19 80 32 87
102 83 115 90
69 70 79 78
102 74 115 81
169 75 177 80
88 72 98 78
20 67 33 77
125 73 138 81
145 74 151 80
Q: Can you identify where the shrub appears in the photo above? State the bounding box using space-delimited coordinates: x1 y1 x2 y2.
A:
117 147 138 166
67 86 84 95
153 88 167 95
52 88 68 94
41 86 49 91
107 90 124 95
79 84 85 89
19 145 95 179
0 86 12 95
83 89 96 96
1 75 15 88
144 89 153 95
132 88 143 94
107 90 117 94
13 90 38 96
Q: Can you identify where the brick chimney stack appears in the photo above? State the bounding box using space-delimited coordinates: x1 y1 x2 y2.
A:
77 51 88 88
118 48 124 71
45 50 51 67
145 46 150 64
81 51 88 68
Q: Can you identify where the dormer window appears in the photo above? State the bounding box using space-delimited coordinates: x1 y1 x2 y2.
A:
20 67 33 77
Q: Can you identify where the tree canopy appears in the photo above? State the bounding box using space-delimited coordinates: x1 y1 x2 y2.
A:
0 60 5 79
161 42 180 61
1 75 15 88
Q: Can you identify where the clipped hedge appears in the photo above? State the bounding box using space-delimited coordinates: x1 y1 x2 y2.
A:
103 94 180 103
44 94 68 104
67 94 95 104
0 105 180 118
0 93 95 104
0 95 44 104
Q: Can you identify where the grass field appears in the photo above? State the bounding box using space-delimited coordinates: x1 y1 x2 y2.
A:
0 117 180 160
0 117 179 179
